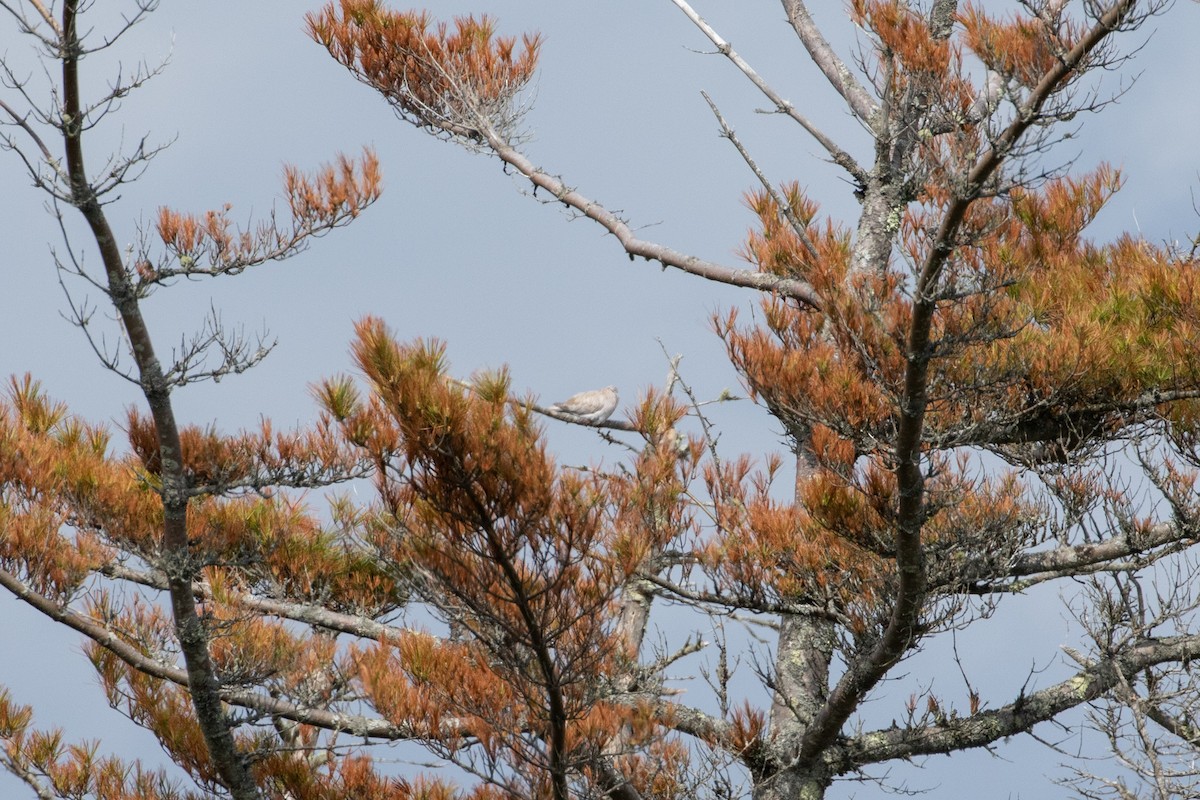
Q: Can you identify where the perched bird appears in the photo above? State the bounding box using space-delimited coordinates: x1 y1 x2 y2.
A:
548 385 619 425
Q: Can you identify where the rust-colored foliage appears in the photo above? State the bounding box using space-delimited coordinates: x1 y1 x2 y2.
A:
147 149 380 280
960 3 1080 89
729 186 903 445
608 387 700 577
317 318 666 789
307 2 540 139
712 2 1200 656
125 407 361 493
0 376 124 600
717 157 1200 633
730 166 1200 457
697 451 891 630
0 688 195 800
851 0 952 79
9 1 1200 798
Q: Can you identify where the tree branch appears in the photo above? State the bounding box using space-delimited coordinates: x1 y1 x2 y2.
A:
839 632 1200 768
670 0 866 184
1010 523 1194 581
794 0 1142 766
701 91 820 261
479 127 824 308
943 388 1200 452
99 562 407 642
779 0 879 127
0 565 426 743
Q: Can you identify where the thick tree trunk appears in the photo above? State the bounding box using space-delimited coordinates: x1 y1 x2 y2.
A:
754 450 836 799
754 766 830 800
771 614 835 736
59 5 257 796
758 612 836 799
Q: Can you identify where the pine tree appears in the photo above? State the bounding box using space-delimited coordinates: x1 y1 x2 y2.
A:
4 1 1200 799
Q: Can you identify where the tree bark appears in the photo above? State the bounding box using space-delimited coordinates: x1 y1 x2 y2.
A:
59 3 258 797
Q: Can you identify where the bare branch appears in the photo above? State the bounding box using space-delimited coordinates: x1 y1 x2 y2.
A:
0 565 427 743
0 0 61 41
482 127 824 307
670 0 866 184
1001 523 1197 587
701 91 819 261
100 562 403 640
841 632 1200 768
780 0 880 126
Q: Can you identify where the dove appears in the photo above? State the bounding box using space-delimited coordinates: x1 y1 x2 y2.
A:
548 385 619 425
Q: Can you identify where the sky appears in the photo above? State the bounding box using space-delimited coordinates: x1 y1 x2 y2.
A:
1 1 1199 797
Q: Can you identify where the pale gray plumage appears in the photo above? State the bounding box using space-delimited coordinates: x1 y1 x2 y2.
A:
549 385 619 424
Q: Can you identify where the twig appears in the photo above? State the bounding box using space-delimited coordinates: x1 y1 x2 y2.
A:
671 0 867 185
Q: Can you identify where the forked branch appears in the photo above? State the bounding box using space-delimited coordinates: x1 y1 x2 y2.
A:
795 0 1145 767
670 0 867 185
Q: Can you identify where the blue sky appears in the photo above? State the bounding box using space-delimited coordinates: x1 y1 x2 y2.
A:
2 1 1199 797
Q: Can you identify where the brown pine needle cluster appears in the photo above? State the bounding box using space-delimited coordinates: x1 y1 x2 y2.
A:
308 1 541 142
148 149 381 280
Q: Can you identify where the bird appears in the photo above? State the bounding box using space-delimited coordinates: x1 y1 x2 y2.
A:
548 385 619 425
